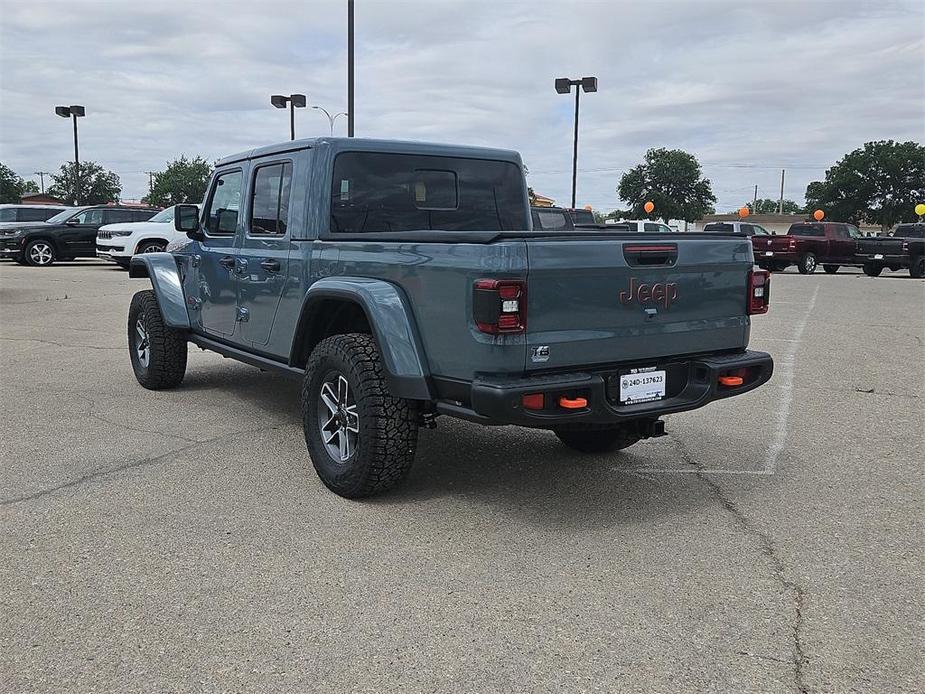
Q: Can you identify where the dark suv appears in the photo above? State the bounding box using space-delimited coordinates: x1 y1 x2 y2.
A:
0 205 159 266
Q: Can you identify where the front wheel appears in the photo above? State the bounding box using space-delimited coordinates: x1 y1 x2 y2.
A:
554 425 642 454
823 264 839 274
24 240 55 267
797 252 817 274
863 262 883 277
910 256 925 279
137 240 166 254
128 290 188 389
302 333 418 498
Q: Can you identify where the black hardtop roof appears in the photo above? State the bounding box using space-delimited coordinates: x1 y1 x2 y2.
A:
215 137 523 168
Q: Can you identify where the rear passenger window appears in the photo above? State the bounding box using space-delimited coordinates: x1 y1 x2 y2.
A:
21 208 51 221
250 162 293 235
205 170 244 236
644 223 660 232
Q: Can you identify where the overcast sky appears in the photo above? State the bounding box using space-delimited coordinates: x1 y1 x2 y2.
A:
1 0 923 211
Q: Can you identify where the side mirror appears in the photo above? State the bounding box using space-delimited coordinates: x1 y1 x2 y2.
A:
66 218 79 226
175 204 202 239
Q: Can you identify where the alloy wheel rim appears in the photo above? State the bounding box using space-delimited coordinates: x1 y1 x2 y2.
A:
142 244 164 253
318 373 359 463
134 318 150 367
806 256 815 271
29 243 53 265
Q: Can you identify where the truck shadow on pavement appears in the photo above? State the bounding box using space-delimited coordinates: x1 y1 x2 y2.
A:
179 364 730 529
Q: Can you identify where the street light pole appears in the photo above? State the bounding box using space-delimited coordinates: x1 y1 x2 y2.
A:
312 106 349 135
347 0 355 137
55 105 85 205
271 94 306 140
555 77 597 209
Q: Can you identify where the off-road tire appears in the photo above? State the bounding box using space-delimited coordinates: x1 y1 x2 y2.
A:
24 239 56 267
823 264 839 274
863 262 883 277
797 252 817 274
554 424 642 454
910 256 925 279
302 333 418 498
128 290 188 389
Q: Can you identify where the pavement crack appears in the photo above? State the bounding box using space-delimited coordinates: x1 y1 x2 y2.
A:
670 433 811 693
0 336 121 351
79 394 198 444
0 426 278 507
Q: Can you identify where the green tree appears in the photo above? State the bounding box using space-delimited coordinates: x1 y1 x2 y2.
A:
142 156 213 207
746 198 802 215
0 162 28 203
618 148 716 222
48 161 121 205
22 180 39 195
804 140 925 230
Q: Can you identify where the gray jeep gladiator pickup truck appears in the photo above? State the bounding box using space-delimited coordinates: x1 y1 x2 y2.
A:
127 137 773 498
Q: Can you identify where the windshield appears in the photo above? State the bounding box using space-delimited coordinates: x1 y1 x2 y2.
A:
147 207 177 223
44 207 84 224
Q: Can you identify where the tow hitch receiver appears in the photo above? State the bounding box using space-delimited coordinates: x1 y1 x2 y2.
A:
638 419 666 439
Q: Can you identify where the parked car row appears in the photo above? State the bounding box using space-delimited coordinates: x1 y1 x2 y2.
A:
0 203 203 268
753 221 924 277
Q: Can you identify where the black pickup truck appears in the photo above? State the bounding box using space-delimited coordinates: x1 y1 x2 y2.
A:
855 223 925 277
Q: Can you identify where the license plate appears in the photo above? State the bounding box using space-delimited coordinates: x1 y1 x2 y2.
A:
619 367 666 404
874 254 884 260
764 251 774 256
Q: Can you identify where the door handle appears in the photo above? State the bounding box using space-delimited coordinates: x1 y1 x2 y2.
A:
260 259 281 272
218 256 235 269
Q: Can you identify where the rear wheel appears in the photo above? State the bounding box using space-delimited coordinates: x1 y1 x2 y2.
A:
797 252 817 274
823 264 839 274
910 256 925 279
128 290 188 389
863 262 883 277
302 333 418 498
554 425 642 454
24 240 55 267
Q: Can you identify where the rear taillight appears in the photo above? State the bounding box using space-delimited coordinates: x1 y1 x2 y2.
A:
748 269 770 315
902 240 909 253
473 279 526 334
788 237 797 250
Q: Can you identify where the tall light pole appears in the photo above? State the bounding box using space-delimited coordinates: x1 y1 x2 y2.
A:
54 105 85 205
554 77 597 208
270 94 307 141
347 0 355 137
312 106 348 135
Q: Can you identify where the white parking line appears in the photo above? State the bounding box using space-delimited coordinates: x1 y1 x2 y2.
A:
634 284 820 476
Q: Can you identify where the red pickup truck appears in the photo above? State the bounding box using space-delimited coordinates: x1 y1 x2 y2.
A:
754 222 863 274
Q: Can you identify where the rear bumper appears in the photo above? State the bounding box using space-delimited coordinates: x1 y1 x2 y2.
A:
450 350 773 428
855 253 908 266
753 250 797 263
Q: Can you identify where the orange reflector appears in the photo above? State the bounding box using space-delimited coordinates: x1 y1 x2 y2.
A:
522 393 545 410
718 375 744 387
559 396 588 409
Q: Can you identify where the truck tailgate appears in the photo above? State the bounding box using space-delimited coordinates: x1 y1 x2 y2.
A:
524 237 752 372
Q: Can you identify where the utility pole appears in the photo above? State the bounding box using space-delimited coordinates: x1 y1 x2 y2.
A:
34 171 50 194
753 184 758 213
347 0 355 137
145 171 156 195
778 169 785 214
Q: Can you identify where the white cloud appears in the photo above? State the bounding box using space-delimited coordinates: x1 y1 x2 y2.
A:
1 0 922 210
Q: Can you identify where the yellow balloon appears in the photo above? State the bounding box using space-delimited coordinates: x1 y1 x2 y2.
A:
915 203 925 216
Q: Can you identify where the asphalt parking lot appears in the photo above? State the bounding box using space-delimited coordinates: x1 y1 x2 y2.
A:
1 260 922 693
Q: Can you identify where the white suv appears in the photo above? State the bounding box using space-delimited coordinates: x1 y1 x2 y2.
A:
96 205 198 268
604 219 673 233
